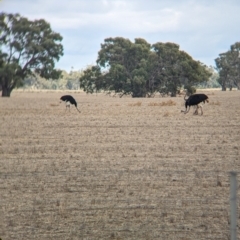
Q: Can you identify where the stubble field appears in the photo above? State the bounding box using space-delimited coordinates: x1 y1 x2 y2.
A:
0 90 240 239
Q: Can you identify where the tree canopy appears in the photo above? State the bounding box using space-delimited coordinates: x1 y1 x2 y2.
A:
0 13 64 97
215 42 240 91
80 37 211 97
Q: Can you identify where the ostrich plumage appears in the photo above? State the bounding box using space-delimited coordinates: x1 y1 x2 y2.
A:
60 95 81 113
181 93 209 115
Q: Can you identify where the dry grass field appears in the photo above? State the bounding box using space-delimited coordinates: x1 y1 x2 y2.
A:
0 89 240 239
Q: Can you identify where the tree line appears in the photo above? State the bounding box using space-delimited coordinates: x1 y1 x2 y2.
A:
0 13 238 97
23 69 83 90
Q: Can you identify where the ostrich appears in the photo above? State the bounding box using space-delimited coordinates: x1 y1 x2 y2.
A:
60 95 81 113
181 93 209 115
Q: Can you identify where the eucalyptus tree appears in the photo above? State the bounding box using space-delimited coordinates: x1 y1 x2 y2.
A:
80 37 211 97
152 42 212 96
0 13 64 97
97 37 151 97
215 42 240 91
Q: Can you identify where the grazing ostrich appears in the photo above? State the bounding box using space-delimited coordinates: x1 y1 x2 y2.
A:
60 95 81 113
181 93 209 115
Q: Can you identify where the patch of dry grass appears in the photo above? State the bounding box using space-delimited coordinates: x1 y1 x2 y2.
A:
49 103 59 107
163 111 170 117
209 100 221 105
148 99 176 106
128 101 142 106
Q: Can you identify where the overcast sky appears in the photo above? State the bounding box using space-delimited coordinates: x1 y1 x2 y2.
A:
1 0 240 72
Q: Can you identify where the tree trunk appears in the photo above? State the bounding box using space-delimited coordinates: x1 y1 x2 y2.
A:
237 83 240 90
170 91 177 97
132 88 146 98
1 86 12 97
221 78 227 91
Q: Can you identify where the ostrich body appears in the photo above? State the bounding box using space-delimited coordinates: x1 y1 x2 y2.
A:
60 95 81 113
181 93 209 115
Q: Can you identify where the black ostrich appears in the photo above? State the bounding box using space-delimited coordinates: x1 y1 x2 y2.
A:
181 93 209 115
60 95 81 113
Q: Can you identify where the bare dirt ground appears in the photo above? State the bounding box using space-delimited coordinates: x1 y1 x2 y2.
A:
0 90 240 239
